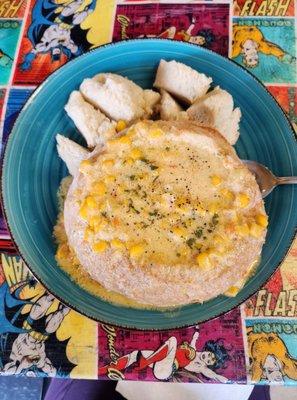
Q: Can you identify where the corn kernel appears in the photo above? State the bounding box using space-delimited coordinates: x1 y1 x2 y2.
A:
92 181 107 196
102 159 115 168
79 159 92 172
225 286 239 297
130 244 144 258
256 214 268 228
237 193 250 208
172 226 187 237
111 239 125 249
116 120 127 132
93 241 108 252
208 203 218 214
211 175 222 186
130 148 143 160
220 188 235 202
249 222 263 238
79 204 88 220
98 202 107 212
118 135 131 145
236 224 250 236
104 175 116 184
86 196 97 209
84 226 94 240
107 135 131 146
196 252 211 269
149 128 164 138
124 158 134 166
89 215 101 229
94 220 107 233
213 234 224 244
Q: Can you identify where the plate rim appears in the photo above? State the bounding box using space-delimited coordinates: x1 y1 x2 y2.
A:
1 38 297 330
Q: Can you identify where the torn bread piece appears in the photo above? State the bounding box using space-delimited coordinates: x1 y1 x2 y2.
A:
80 73 156 123
56 134 89 176
159 89 188 121
65 91 116 148
143 89 161 116
187 87 241 145
154 59 212 104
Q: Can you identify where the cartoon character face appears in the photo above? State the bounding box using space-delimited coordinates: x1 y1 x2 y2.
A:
51 47 62 61
200 351 216 366
189 36 206 46
242 39 259 68
262 355 284 383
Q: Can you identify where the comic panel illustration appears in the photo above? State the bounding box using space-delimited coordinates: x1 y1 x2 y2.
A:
0 88 5 120
232 18 296 84
267 85 297 125
0 20 21 85
113 3 230 56
98 307 246 383
0 88 34 239
0 0 27 19
0 239 16 254
0 253 98 378
233 0 294 17
244 318 297 384
2 88 34 155
13 0 99 85
244 239 297 318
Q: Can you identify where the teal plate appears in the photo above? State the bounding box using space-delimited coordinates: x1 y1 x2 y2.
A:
2 40 297 330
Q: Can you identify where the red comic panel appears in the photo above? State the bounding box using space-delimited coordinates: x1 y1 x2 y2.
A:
13 0 95 85
233 0 294 17
267 86 297 124
243 268 297 318
98 308 246 383
0 240 17 255
0 89 5 119
0 0 27 18
113 3 230 56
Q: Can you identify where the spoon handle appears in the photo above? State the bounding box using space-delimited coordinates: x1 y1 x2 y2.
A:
277 176 297 185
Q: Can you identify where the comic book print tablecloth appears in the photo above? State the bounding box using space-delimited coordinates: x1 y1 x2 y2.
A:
0 0 296 385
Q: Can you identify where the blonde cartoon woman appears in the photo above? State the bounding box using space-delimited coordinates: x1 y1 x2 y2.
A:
100 328 230 383
248 329 297 383
232 24 295 68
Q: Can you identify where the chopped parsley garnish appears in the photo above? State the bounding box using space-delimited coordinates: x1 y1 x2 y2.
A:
128 199 140 214
149 210 158 217
129 175 136 181
140 158 158 170
194 228 203 238
210 213 219 228
186 238 195 249
101 211 107 218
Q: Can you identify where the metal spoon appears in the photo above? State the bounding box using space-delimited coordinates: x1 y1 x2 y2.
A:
243 160 297 198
